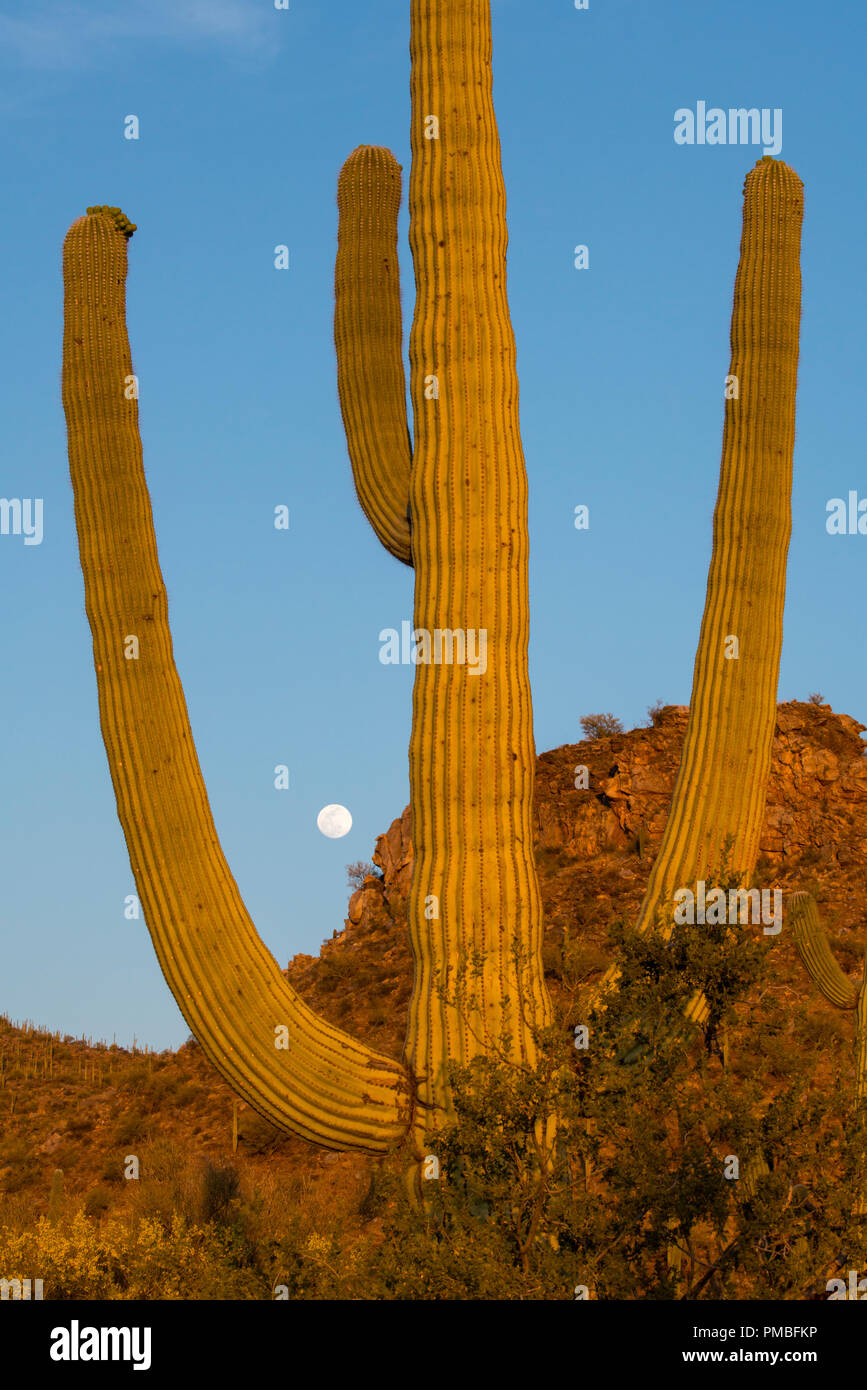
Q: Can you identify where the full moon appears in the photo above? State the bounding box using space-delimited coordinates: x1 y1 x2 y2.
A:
316 804 352 839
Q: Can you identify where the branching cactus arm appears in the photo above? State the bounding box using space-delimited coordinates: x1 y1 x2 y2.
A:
62 208 412 1154
595 160 804 1033
335 147 413 566
789 890 866 1103
789 891 860 1012
639 158 803 945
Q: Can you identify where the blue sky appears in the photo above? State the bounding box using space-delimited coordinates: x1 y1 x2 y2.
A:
1 0 864 1050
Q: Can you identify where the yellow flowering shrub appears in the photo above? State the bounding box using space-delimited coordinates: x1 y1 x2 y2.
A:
0 1210 264 1299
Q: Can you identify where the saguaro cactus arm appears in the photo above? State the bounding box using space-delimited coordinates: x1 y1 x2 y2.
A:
637 158 803 947
62 209 412 1153
594 158 804 1035
335 146 413 566
788 890 867 1117
789 891 860 1011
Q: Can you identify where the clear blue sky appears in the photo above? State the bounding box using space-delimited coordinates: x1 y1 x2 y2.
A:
1 0 864 1050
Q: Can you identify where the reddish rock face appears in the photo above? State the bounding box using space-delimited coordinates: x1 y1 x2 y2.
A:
530 701 867 868
372 804 413 896
286 701 867 1058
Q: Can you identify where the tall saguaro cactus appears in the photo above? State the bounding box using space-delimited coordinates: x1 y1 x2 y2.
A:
62 6 804 1176
335 0 556 1156
62 1 553 1169
404 0 553 1149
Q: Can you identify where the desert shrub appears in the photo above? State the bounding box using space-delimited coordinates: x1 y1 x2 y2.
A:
0 1137 30 1166
119 1064 151 1092
239 1111 293 1157
113 1111 148 1146
83 1186 113 1219
580 712 623 740
346 861 380 889
0 1210 265 1299
64 1111 94 1137
99 1158 124 1184
332 879 862 1300
198 1161 240 1226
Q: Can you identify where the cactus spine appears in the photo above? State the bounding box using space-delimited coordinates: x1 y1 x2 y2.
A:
62 210 411 1154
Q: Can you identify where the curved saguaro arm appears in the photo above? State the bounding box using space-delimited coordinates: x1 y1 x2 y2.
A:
335 146 413 566
789 891 860 1011
62 210 412 1154
595 160 804 1034
640 158 803 941
401 0 553 1159
789 890 867 1106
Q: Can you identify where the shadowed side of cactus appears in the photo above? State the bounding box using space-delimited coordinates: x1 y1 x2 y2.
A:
62 210 411 1155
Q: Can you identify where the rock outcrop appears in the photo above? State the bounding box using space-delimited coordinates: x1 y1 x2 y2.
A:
286 701 867 1056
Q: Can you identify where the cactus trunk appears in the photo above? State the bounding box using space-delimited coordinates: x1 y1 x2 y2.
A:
402 0 553 1156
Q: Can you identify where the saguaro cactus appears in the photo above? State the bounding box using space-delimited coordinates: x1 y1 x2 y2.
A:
789 890 867 1212
789 892 867 1102
596 158 804 1031
336 0 554 1158
62 0 553 1170
62 6 804 1174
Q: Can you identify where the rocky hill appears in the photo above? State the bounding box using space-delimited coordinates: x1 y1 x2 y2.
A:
286 700 867 1059
3 700 866 1245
